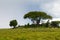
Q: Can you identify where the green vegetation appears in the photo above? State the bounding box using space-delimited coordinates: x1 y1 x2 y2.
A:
9 20 18 28
51 21 60 27
24 11 52 25
9 11 60 28
6 11 60 40
0 27 60 40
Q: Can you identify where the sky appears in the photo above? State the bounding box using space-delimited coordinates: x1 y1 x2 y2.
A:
0 0 60 28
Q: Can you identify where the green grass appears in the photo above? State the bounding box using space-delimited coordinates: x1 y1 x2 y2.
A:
0 27 60 40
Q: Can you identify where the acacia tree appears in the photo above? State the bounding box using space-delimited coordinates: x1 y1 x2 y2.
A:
9 20 18 28
51 21 60 27
24 11 52 25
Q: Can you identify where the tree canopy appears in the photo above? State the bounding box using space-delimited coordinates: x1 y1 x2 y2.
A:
51 21 60 27
9 20 18 28
24 11 52 25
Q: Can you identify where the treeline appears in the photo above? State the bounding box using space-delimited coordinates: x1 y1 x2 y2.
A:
9 11 60 28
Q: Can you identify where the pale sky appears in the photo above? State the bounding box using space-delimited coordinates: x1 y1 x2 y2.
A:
0 0 60 28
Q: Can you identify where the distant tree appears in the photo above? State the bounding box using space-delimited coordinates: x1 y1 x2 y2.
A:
24 11 52 25
51 21 60 27
9 20 18 28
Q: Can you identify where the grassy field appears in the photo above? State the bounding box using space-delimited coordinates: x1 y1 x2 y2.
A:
0 27 60 40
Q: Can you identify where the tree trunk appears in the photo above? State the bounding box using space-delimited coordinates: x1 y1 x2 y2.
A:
36 19 41 25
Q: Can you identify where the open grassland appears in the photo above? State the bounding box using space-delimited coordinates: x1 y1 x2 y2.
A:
0 27 60 40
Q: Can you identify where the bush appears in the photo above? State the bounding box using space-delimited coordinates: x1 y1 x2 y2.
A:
9 20 18 28
51 21 60 27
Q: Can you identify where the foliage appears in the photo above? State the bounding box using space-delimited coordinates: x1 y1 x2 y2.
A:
9 20 18 28
51 21 60 27
24 11 52 25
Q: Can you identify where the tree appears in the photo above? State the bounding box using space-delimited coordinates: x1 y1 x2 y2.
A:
9 20 18 28
51 21 60 27
24 11 52 25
